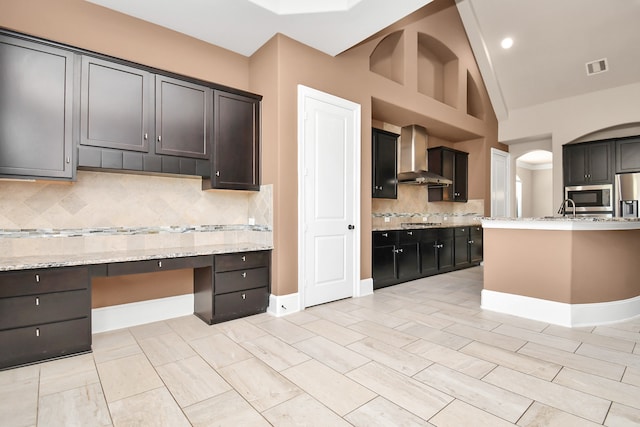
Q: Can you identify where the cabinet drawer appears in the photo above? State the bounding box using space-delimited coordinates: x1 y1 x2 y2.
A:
373 231 397 246
438 228 454 239
399 229 420 243
0 290 90 331
0 317 91 370
214 287 268 322
215 267 268 294
454 227 469 237
0 267 88 298
215 251 269 272
107 255 212 276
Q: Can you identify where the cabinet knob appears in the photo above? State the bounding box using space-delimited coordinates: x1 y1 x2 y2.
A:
144 133 148 140
157 135 162 142
35 274 40 283
241 272 247 278
241 293 246 300
379 186 383 190
216 171 220 177
241 255 246 262
407 231 413 235
66 157 71 164
158 261 162 268
382 233 388 237
35 297 40 306
35 328 40 337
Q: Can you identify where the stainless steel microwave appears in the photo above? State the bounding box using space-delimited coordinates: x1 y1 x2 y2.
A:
565 184 613 214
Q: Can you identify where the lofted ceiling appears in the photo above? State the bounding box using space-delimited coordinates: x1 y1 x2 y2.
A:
86 0 640 123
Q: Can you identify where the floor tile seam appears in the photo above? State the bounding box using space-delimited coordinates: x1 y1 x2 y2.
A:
552 366 640 406
575 343 640 368
540 330 636 353
515 348 626 382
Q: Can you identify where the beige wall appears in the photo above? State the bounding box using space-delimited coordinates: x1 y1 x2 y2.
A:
517 166 553 217
484 228 640 304
1 0 502 300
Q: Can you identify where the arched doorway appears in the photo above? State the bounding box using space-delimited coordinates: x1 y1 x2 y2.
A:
515 150 553 217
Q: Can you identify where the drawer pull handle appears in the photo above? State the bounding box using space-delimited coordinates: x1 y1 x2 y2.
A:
407 231 413 235
35 274 40 283
158 261 162 268
35 328 40 337
242 293 246 300
382 233 388 237
35 297 39 306
241 272 247 278
241 255 246 262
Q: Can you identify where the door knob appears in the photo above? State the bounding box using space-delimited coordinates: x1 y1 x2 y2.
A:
348 224 355 230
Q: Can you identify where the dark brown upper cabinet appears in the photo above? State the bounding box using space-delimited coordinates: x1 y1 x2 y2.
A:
372 128 398 199
428 146 468 202
155 75 212 160
80 56 152 153
615 136 640 174
206 90 260 191
0 35 76 180
563 140 613 186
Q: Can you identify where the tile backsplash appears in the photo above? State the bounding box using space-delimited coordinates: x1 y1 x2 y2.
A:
0 171 272 229
372 184 483 229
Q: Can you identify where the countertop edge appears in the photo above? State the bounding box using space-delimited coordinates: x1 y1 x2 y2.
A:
481 218 640 231
0 243 274 272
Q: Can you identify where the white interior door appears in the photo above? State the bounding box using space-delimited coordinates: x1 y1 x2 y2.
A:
491 147 511 217
298 85 360 308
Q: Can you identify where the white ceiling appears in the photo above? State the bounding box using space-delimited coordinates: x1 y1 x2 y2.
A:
87 0 640 121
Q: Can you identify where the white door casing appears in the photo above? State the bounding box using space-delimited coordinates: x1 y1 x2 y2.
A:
491 147 511 217
298 85 361 308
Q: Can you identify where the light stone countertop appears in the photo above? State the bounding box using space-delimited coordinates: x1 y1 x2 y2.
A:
0 242 273 272
481 216 640 231
372 219 482 232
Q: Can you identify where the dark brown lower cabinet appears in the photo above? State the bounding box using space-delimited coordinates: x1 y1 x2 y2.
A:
0 266 91 370
373 226 480 289
194 250 271 324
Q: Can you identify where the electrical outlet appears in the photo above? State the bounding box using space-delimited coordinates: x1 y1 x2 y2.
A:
384 217 390 223
248 217 255 225
422 217 428 222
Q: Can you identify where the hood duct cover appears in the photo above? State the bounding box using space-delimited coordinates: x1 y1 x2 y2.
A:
397 125 452 186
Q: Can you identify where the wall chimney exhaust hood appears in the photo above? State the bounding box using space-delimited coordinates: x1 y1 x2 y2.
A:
397 125 452 186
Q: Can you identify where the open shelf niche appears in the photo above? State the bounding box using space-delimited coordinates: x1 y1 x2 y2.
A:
369 31 405 85
417 33 459 109
466 71 485 119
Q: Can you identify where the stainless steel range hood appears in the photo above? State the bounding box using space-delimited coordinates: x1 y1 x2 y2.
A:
397 125 452 186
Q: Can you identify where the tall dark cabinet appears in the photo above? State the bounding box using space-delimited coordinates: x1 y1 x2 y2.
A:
0 35 76 180
428 147 468 202
372 128 398 199
208 90 261 190
563 140 613 186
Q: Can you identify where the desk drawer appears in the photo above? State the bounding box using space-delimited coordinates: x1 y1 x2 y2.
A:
215 267 268 294
0 317 91 370
0 267 88 298
0 290 90 331
107 255 212 276
213 287 268 323
215 251 269 272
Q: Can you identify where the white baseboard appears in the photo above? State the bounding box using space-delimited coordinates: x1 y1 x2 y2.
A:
481 289 640 327
267 293 300 317
357 278 374 297
92 294 194 334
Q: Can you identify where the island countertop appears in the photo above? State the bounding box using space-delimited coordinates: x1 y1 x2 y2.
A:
481 216 640 231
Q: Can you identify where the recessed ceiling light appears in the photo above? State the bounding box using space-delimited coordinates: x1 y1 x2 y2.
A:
501 37 514 49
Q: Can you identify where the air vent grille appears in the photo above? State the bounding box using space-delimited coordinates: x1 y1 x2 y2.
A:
586 58 608 75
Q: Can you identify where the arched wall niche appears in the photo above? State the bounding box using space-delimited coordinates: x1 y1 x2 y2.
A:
417 32 458 108
369 30 404 85
467 71 484 119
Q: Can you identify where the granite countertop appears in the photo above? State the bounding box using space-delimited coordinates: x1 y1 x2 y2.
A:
372 219 482 232
0 242 274 272
481 216 640 231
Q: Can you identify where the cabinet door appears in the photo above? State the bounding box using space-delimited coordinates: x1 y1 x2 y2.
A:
469 226 483 263
420 230 438 276
373 245 397 288
397 243 420 281
0 35 75 179
81 56 151 152
616 137 640 174
155 75 211 159
586 141 613 184
563 144 587 186
454 152 468 202
437 229 454 271
372 129 398 199
211 91 260 190
454 227 470 268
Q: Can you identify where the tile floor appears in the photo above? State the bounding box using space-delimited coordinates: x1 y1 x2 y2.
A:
2 267 640 426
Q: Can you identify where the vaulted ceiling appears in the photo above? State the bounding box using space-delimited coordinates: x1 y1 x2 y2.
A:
87 0 640 123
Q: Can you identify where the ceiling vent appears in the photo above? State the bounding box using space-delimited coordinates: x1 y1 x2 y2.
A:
585 58 608 76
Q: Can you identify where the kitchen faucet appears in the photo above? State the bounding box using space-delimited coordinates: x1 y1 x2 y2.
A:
557 198 576 218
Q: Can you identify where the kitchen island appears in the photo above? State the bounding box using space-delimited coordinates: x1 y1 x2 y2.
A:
481 217 640 326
